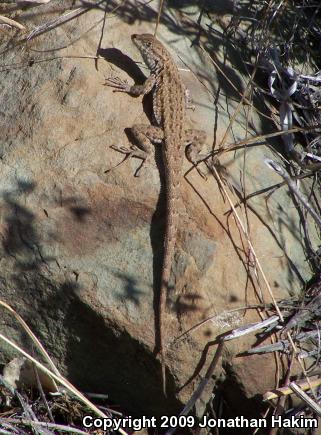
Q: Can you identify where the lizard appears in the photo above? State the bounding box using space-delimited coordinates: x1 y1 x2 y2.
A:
105 33 208 395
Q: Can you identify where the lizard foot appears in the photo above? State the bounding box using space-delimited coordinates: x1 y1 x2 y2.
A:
185 88 195 111
188 161 208 180
186 146 211 180
111 144 147 161
106 144 149 177
105 77 131 93
196 164 208 180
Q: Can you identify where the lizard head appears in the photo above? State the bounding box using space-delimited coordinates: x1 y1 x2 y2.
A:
131 33 169 72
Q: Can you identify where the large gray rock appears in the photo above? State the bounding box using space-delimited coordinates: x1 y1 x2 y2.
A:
0 0 317 418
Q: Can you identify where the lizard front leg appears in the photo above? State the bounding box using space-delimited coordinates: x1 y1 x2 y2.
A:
105 73 160 175
111 124 163 176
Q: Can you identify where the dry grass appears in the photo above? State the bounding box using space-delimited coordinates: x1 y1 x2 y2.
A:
0 301 127 434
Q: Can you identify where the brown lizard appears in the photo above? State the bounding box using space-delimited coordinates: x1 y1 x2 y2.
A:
105 33 207 395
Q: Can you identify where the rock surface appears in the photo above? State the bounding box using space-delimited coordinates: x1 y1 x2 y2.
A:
0 0 317 419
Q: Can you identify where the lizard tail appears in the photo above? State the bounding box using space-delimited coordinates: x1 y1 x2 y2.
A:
159 184 179 397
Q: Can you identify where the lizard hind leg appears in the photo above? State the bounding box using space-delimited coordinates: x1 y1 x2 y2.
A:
111 124 164 176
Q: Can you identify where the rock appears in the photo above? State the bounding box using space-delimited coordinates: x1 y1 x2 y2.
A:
3 357 57 392
0 0 317 420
